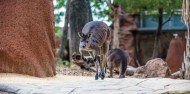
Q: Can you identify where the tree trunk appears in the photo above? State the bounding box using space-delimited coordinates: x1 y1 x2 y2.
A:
112 4 120 49
69 0 92 61
152 8 163 59
59 0 70 61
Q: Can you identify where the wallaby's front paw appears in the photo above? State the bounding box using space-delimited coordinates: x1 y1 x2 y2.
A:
119 75 125 78
95 74 99 80
101 73 105 80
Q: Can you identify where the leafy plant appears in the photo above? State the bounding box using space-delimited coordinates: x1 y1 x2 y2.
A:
115 0 182 14
56 57 70 67
54 26 62 38
90 0 112 22
54 0 66 26
54 0 66 37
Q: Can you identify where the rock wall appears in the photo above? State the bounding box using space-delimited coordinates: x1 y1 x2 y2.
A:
118 14 137 67
0 0 56 77
136 32 185 65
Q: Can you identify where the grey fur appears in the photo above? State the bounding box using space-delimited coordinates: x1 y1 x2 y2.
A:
107 48 129 78
79 21 111 80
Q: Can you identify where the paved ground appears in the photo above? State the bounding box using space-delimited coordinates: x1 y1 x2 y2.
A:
0 73 190 94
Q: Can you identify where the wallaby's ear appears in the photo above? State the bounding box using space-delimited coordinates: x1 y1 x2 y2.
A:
78 32 83 38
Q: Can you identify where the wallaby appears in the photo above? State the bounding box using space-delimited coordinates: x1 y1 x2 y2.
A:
107 48 129 78
78 21 111 80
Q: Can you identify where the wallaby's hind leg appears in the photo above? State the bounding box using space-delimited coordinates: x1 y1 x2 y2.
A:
119 61 127 78
108 67 113 78
107 61 113 78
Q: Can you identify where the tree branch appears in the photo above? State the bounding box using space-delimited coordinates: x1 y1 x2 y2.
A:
162 11 174 26
105 0 114 9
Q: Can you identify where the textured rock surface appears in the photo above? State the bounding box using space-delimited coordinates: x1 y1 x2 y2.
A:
166 37 185 73
135 32 185 65
133 58 170 78
118 14 137 67
0 74 190 94
0 0 56 77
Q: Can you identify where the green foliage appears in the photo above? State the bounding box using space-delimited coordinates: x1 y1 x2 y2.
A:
56 48 70 67
56 57 70 67
54 0 66 37
54 0 66 9
53 0 183 27
114 0 182 14
54 0 66 25
54 0 112 26
54 26 62 38
90 0 112 22
54 12 64 25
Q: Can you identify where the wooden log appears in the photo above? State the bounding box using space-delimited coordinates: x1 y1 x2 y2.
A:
170 71 180 79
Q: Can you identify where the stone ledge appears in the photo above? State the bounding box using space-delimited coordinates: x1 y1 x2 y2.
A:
0 75 190 94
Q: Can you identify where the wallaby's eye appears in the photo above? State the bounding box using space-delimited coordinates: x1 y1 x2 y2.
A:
82 34 85 37
88 34 91 38
86 41 88 43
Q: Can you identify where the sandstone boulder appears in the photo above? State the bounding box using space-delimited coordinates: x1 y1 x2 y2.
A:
166 36 185 73
0 0 56 77
133 58 170 78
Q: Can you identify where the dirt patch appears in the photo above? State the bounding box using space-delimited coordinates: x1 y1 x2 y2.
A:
0 64 125 84
56 64 122 78
0 91 8 94
56 65 96 76
0 73 93 84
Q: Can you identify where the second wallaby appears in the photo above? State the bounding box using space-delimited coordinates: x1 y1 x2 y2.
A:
107 48 129 78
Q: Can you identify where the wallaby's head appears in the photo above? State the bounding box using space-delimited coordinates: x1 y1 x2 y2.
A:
78 32 92 49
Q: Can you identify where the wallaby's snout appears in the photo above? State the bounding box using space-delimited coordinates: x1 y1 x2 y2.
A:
80 41 86 48
82 45 86 48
